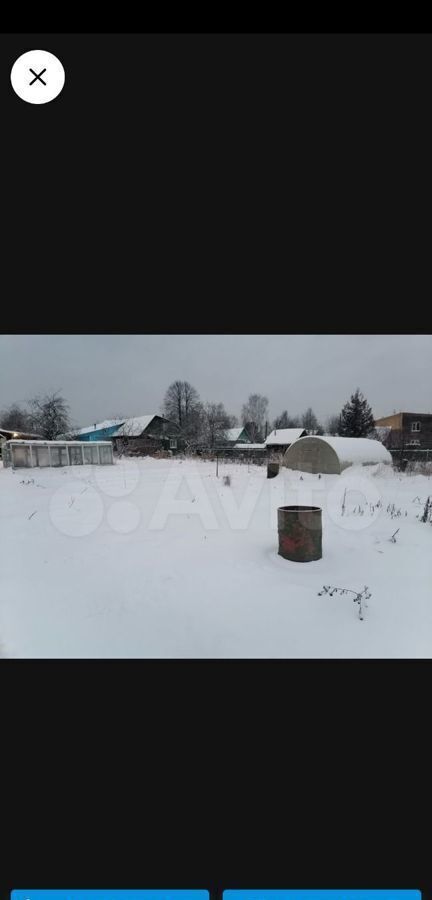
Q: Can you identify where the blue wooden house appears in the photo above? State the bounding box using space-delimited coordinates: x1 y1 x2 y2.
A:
74 419 126 442
71 415 183 454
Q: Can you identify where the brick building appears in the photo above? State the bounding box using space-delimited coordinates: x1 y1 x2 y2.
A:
374 412 432 450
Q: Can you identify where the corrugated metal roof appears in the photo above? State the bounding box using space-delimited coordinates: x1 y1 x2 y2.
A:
76 419 125 436
265 428 306 445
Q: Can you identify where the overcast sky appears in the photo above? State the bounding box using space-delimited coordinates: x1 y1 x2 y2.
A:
1 334 431 429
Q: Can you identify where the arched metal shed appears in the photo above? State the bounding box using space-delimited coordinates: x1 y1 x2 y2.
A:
282 435 392 474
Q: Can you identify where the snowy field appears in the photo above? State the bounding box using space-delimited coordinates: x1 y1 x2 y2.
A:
0 456 431 658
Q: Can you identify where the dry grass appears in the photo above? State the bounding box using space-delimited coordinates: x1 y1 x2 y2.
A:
407 461 432 476
151 450 173 459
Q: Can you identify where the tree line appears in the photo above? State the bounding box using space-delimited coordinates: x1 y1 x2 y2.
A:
0 392 71 440
1 385 375 444
161 383 375 444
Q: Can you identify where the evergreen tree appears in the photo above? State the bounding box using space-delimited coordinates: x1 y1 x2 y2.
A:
339 388 375 437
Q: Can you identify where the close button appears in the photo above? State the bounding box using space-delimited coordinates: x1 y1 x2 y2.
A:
10 49 65 104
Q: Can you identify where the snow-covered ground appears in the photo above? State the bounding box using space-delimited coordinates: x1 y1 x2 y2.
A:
1 457 431 658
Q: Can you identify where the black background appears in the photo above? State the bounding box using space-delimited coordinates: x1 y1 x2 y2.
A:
2 32 432 331
1 32 431 895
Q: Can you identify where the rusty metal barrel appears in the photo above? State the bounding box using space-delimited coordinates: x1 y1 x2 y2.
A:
277 505 322 562
267 462 279 479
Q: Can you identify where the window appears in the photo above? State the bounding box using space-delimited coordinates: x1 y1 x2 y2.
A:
411 421 421 432
170 438 177 449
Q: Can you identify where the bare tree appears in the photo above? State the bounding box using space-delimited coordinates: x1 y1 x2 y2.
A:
183 382 199 425
272 410 290 429
184 402 205 448
241 394 269 442
301 407 321 434
163 381 200 427
163 380 185 428
202 402 233 448
28 391 71 440
162 380 203 447
0 403 33 432
325 415 341 435
272 410 302 430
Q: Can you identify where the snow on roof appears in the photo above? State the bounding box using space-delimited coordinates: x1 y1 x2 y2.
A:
113 414 158 437
234 442 266 450
265 428 305 446
293 435 392 465
0 428 42 438
224 427 248 442
76 419 125 436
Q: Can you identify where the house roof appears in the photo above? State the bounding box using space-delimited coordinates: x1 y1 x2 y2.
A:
76 419 125 436
265 428 306 446
377 411 432 418
113 414 159 437
0 427 42 439
225 427 249 442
